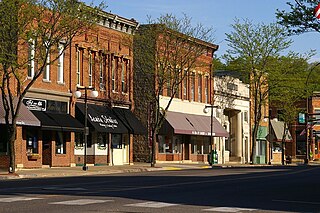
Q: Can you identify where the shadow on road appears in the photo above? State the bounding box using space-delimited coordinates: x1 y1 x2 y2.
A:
0 166 319 212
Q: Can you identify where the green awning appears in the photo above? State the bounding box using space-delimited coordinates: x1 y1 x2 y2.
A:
257 126 268 140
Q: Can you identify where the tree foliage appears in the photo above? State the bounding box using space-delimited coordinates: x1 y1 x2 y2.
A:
0 0 104 172
223 19 292 163
276 0 320 35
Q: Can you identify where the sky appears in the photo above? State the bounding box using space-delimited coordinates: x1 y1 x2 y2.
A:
90 0 320 62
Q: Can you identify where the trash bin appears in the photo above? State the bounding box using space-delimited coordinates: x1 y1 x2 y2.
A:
212 150 218 164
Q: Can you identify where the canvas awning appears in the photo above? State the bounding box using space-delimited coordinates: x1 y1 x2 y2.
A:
112 107 147 135
76 103 128 134
32 111 84 132
163 111 229 137
269 120 293 142
257 126 268 141
0 97 40 126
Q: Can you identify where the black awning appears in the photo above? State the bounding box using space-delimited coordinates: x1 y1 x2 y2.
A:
113 107 147 135
32 111 84 132
76 103 128 134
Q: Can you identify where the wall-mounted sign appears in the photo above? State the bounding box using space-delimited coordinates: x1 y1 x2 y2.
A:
23 98 46 111
298 113 306 124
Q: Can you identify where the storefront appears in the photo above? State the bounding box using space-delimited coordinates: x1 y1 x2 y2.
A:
75 103 146 166
158 111 229 163
0 98 41 169
23 98 83 168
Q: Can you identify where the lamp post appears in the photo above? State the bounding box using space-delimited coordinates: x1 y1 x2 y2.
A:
204 105 219 164
74 87 98 171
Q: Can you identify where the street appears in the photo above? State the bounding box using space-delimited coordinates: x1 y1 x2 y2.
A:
0 166 319 213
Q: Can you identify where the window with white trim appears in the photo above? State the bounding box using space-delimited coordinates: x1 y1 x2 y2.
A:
28 39 35 78
191 72 195 101
43 44 50 81
111 58 116 91
205 76 209 104
99 54 105 90
198 74 202 102
76 47 81 86
121 59 127 93
57 43 64 83
88 51 93 87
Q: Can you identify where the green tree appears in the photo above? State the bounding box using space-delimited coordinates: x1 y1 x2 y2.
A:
223 19 292 163
276 0 320 35
268 54 310 164
0 0 104 173
134 13 215 166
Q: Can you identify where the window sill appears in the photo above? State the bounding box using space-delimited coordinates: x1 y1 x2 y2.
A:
27 153 40 159
43 79 51 83
57 81 65 85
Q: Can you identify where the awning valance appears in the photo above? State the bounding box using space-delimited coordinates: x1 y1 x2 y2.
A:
163 111 229 137
0 98 40 126
76 103 128 134
32 111 83 132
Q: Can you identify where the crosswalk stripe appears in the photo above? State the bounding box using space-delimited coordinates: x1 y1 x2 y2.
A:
125 201 178 208
0 197 43 203
202 207 257 212
49 199 113 205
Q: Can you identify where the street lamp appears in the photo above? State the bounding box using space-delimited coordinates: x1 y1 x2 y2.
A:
204 105 219 164
74 87 98 171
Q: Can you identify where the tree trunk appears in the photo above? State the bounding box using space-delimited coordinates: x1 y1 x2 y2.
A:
7 124 16 173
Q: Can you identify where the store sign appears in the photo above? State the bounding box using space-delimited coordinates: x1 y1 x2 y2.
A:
23 98 46 111
298 113 306 124
88 114 119 129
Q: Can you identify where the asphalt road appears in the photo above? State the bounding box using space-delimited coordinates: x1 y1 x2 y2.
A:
0 165 319 213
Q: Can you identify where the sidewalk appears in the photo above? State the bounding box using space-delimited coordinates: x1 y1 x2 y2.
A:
1 161 319 180
0 162 211 179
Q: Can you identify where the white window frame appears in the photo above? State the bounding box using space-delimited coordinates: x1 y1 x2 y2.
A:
112 58 116 92
57 43 64 83
76 48 81 86
88 51 93 87
43 44 50 81
28 39 35 78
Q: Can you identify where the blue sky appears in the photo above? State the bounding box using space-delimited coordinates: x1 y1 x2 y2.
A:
91 0 320 62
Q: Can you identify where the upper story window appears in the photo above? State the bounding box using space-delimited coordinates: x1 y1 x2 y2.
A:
183 71 188 100
121 59 128 93
111 58 116 92
198 74 202 102
57 42 64 83
76 47 81 86
27 39 35 78
88 51 93 87
99 53 105 90
243 111 248 123
43 43 50 81
205 76 209 104
227 82 238 91
190 72 195 101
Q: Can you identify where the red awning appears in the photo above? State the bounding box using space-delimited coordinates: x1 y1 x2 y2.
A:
165 111 229 137
0 97 40 126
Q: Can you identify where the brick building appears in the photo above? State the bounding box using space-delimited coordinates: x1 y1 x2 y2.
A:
0 9 145 169
134 25 228 164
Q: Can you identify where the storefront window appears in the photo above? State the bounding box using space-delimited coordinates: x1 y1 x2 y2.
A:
158 135 165 153
173 136 182 153
26 129 38 154
158 135 173 153
97 132 108 149
191 136 210 154
75 132 84 147
112 134 122 149
0 126 8 154
56 132 66 154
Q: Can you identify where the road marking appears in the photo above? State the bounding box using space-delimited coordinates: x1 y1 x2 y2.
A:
49 199 113 205
273 199 320 205
202 207 257 212
0 196 43 203
125 201 178 208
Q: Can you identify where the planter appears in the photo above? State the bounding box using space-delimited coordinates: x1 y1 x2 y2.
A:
27 154 40 160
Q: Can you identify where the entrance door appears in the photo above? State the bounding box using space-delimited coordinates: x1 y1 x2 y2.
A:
42 131 52 166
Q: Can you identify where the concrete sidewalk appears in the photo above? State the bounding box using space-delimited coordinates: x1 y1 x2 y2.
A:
0 162 211 179
1 161 319 180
